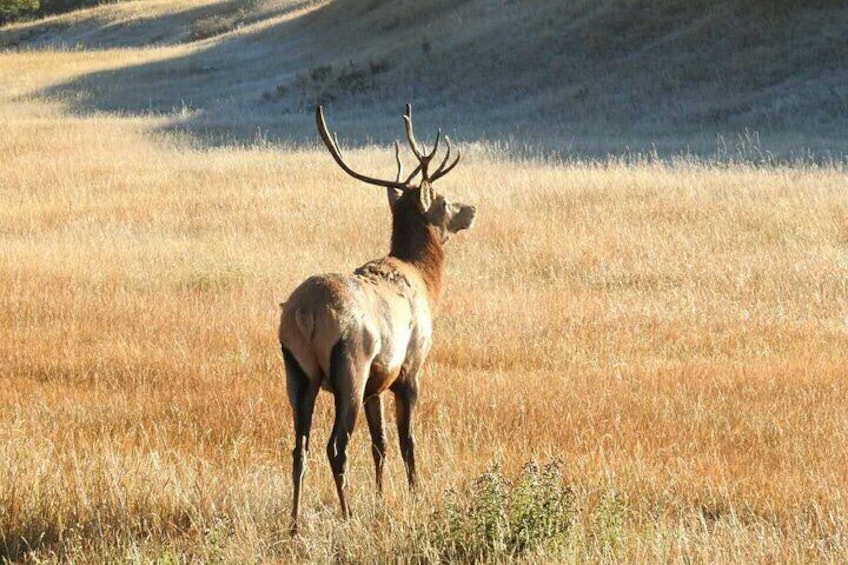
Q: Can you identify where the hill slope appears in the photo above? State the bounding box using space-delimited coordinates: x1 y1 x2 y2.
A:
3 0 847 157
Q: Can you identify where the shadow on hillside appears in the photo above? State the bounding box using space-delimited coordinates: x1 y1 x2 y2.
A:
34 1 450 150
27 0 848 161
0 0 312 49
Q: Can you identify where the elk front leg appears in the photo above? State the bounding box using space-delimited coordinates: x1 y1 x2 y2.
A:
364 395 388 495
392 380 418 489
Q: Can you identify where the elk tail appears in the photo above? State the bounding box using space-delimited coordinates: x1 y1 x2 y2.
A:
294 308 315 342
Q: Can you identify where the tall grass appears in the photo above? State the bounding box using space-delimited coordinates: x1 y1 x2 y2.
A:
2 43 848 564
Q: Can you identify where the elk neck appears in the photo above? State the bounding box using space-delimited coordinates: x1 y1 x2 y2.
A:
389 202 444 307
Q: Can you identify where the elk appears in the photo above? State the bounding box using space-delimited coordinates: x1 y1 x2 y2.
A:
278 104 475 533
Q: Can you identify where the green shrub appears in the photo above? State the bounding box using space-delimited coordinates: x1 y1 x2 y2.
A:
0 0 39 25
425 460 575 562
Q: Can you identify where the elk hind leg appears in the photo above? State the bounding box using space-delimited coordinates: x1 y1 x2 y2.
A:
283 347 319 535
326 341 366 518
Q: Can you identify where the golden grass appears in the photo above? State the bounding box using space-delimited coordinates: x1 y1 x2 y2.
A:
2 50 848 563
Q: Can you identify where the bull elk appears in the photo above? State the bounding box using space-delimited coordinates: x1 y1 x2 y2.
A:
278 104 476 533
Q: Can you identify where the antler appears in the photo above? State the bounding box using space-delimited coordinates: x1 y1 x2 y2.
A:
316 104 460 189
316 106 410 190
402 104 461 183
403 103 444 179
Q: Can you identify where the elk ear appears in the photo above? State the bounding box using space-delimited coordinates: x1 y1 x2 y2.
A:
387 187 402 208
417 182 434 213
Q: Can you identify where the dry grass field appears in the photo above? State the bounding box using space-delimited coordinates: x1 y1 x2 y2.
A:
3 3 848 563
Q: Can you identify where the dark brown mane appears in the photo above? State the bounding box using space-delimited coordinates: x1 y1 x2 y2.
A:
389 191 444 306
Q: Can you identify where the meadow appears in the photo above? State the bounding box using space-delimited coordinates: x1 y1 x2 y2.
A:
2 17 848 563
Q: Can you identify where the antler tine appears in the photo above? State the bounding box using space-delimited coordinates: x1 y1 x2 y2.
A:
393 140 403 182
315 106 409 191
426 128 442 161
431 135 452 178
429 148 461 182
334 132 343 159
403 103 425 161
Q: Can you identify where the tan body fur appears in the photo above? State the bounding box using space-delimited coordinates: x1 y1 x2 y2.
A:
279 256 433 400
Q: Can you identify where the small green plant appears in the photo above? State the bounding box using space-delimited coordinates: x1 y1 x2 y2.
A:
592 488 627 559
426 460 575 562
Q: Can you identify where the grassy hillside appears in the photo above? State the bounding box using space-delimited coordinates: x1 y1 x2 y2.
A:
2 65 848 563
2 0 846 157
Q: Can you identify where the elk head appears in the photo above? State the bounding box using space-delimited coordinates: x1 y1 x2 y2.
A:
316 104 476 244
